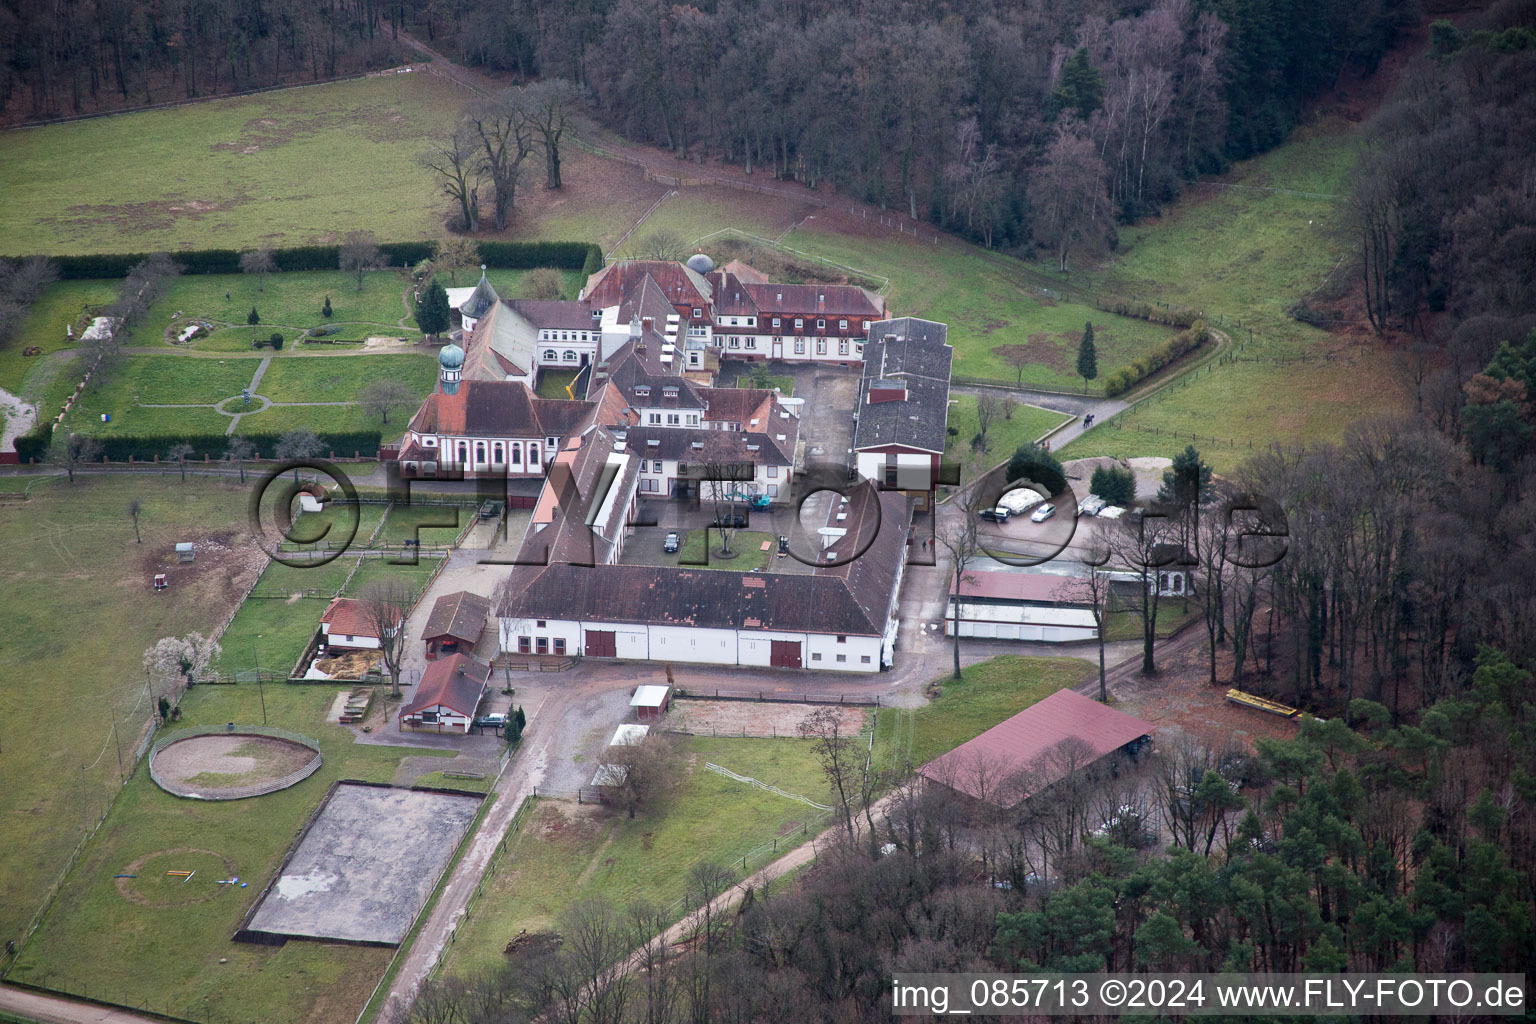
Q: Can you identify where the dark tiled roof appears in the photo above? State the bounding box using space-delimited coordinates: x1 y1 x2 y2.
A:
498 481 910 637
402 654 490 719
853 318 952 454
506 299 600 331
422 591 492 643
626 424 794 466
599 351 708 409
743 282 883 318
460 272 501 319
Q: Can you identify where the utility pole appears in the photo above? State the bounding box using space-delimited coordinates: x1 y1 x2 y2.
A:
111 716 124 785
144 665 158 726
254 648 268 726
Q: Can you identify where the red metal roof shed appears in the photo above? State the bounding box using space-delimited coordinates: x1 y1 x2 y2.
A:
918 689 1152 806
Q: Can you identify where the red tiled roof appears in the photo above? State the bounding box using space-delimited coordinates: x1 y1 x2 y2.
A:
918 689 1152 806
583 261 712 312
319 598 395 641
401 654 490 719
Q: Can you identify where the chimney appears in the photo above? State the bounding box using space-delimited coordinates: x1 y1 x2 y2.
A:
641 316 654 333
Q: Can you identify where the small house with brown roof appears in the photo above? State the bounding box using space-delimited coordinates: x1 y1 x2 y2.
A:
399 654 490 734
319 597 399 652
422 591 492 661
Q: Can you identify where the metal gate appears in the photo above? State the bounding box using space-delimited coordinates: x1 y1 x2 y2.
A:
585 630 616 657
769 640 802 668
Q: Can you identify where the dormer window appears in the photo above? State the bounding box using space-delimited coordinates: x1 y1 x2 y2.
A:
816 319 825 330
635 385 650 397
691 441 703 450
692 308 702 318
794 318 804 329
663 387 678 398
839 319 848 330
746 444 760 452
647 439 660 447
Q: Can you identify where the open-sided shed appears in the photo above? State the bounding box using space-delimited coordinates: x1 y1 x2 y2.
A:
918 689 1152 808
422 590 491 660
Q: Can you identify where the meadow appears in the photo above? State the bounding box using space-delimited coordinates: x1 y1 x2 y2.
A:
7 684 463 1024
441 734 835 978
943 395 1071 485
0 475 264 947
872 655 1091 769
0 74 470 255
1054 119 1409 472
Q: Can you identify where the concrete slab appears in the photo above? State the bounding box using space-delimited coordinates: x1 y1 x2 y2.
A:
243 783 480 945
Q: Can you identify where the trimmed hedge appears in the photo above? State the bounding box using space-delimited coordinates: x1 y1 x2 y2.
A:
20 429 385 463
478 240 599 270
1102 321 1210 397
14 420 53 462
1098 298 1203 329
46 240 602 280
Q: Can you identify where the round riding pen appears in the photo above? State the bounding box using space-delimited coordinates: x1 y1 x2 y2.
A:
150 725 323 800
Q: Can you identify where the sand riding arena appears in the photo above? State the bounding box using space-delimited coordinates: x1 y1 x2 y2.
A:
150 726 323 800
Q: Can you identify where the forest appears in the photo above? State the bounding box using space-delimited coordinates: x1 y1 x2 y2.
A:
2 0 1408 256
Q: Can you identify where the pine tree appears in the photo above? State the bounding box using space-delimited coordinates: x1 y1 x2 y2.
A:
1077 321 1098 393
322 295 333 318
1052 49 1103 120
247 307 260 326
414 279 451 340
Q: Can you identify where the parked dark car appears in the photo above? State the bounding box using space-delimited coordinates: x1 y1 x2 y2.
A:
778 535 790 556
713 513 747 528
474 712 508 730
662 531 680 553
978 507 1011 522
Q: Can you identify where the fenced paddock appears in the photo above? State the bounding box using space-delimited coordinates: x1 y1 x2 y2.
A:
149 725 322 800
238 781 481 946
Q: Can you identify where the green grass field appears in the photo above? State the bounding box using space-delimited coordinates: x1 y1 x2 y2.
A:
1053 120 1408 472
0 280 121 392
773 217 1174 391
254 351 437 402
873 655 1091 769
140 269 418 348
442 734 833 978
7 685 461 1024
0 475 262 947
944 396 1071 485
0 75 469 255
49 350 437 440
374 503 475 547
535 368 582 400
678 528 775 570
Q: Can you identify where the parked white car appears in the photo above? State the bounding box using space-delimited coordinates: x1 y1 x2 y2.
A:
1030 503 1057 523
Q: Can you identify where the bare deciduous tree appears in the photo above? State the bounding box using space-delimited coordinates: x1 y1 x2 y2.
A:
166 441 194 481
50 432 102 483
521 78 584 189
225 436 257 483
1027 121 1110 271
421 128 484 234
339 230 382 291
128 496 143 542
358 378 415 425
358 578 412 698
238 249 276 290
974 393 1003 451
596 732 681 819
467 92 535 233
